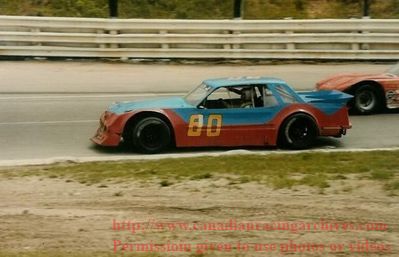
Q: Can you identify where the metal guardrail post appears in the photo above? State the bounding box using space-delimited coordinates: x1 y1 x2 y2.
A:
97 29 106 48
232 30 241 49
284 17 295 50
160 30 169 49
361 16 370 50
109 30 118 48
30 28 41 46
223 31 231 49
350 18 360 51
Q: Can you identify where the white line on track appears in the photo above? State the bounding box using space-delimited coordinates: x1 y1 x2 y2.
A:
1 147 398 167
0 120 98 126
0 93 184 100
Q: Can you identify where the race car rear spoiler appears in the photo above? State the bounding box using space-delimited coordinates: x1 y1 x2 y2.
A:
297 90 353 105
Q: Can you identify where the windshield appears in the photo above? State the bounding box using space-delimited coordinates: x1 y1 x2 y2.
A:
386 63 399 76
184 83 213 106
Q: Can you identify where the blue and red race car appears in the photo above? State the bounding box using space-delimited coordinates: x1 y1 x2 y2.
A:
92 77 352 153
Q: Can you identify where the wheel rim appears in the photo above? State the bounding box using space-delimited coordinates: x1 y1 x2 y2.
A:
356 90 376 111
286 118 313 144
138 123 165 150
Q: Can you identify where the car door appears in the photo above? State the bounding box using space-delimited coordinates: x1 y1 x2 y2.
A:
184 85 282 147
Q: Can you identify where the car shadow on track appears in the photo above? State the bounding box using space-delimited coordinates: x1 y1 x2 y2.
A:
384 108 399 114
90 137 344 155
349 108 399 116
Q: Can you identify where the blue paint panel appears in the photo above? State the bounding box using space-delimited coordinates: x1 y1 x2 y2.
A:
172 106 285 125
108 97 192 115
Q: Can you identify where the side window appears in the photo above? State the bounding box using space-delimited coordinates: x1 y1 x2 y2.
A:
203 87 238 109
203 86 263 109
275 84 297 104
263 86 279 107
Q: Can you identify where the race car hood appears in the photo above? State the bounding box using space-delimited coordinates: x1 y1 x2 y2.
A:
316 73 392 91
107 96 191 114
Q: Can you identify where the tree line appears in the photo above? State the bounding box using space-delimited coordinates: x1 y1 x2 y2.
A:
0 0 398 19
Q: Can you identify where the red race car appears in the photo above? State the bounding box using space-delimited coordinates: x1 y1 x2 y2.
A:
316 63 399 114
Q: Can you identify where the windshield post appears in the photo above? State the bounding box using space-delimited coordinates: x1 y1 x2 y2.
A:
183 83 213 107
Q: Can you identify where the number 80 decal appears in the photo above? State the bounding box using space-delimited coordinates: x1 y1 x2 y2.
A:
188 114 222 137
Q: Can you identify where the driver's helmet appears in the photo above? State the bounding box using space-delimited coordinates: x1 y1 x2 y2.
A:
241 87 253 102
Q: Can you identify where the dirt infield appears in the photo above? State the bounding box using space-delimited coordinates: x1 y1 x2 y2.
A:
1 172 397 257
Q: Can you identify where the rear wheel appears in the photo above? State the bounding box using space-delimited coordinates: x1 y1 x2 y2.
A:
129 117 171 154
279 114 318 150
353 84 382 114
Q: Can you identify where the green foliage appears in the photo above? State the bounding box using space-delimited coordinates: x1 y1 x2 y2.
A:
385 180 399 191
0 0 108 17
2 150 398 192
300 173 330 188
0 0 398 18
118 0 233 19
191 172 213 180
371 169 394 180
245 0 308 19
160 179 173 187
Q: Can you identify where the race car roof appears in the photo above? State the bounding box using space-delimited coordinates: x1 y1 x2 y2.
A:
203 76 287 88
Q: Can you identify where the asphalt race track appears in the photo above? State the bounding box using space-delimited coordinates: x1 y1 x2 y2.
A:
1 61 398 163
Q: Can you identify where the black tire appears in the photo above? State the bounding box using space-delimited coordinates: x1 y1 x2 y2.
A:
129 117 171 154
279 114 318 150
353 84 382 114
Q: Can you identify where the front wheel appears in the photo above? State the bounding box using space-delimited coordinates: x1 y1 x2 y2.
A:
130 117 171 154
353 85 382 114
279 114 318 150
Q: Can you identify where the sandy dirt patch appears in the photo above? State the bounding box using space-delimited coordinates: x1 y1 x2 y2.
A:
0 175 397 256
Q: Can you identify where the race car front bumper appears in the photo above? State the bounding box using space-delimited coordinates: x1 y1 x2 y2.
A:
91 111 122 146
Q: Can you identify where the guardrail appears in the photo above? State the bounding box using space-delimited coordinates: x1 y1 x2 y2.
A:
1 15 399 60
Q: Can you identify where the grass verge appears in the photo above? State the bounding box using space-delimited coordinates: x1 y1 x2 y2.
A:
1 151 398 192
